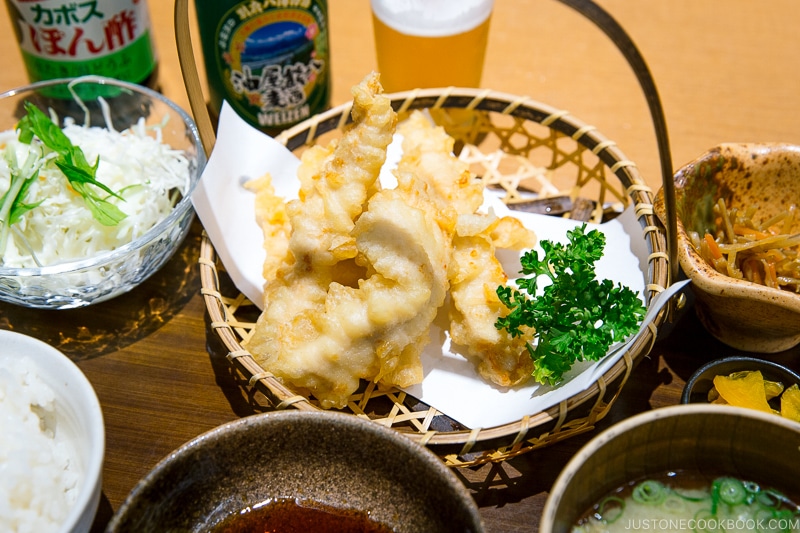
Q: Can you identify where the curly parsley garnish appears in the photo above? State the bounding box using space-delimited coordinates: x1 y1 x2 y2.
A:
496 224 646 385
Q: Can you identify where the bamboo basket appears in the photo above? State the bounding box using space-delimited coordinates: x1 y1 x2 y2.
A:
176 0 676 467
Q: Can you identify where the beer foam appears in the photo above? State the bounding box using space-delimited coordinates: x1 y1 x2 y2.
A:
371 0 493 37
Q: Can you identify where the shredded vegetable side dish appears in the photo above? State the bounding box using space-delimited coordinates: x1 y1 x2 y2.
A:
690 198 800 292
0 103 191 268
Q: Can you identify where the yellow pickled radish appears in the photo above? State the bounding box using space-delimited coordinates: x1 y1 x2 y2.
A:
780 384 800 422
764 379 785 400
707 387 724 404
707 387 730 404
712 371 773 413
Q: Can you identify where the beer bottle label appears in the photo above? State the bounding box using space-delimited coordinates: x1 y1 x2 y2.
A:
6 0 158 92
204 0 331 134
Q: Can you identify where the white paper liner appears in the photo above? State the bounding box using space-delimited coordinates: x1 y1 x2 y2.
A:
193 102 682 429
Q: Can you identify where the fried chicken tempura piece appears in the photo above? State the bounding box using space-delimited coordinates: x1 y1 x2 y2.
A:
325 174 451 391
246 73 451 408
247 174 450 408
449 212 536 387
287 74 396 268
396 112 538 387
397 111 484 216
487 215 538 250
245 173 291 282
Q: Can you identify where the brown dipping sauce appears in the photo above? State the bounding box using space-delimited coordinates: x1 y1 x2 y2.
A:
211 498 394 533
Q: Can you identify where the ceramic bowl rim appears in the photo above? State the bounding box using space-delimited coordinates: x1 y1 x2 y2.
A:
0 329 105 533
108 409 484 532
673 142 800 311
680 354 800 404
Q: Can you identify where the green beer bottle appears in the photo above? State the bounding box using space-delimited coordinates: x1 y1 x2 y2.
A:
195 0 331 136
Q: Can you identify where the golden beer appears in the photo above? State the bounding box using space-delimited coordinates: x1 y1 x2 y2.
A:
371 0 493 92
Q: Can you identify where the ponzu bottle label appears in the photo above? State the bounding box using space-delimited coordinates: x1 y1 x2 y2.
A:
5 0 158 88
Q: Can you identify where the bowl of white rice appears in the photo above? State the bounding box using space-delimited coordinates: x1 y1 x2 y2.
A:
0 329 105 533
0 76 206 309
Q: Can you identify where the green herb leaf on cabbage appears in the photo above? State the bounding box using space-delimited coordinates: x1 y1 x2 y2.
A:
0 149 44 255
17 102 126 226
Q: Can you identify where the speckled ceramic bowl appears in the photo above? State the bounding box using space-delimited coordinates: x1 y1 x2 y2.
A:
655 143 800 353
105 410 484 533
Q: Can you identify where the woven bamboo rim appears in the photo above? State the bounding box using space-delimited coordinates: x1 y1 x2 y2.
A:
177 0 676 466
196 88 669 465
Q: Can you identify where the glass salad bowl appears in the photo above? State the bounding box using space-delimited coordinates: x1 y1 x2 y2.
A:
0 76 205 309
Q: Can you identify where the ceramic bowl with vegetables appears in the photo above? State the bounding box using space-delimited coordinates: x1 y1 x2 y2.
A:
540 404 800 533
655 143 800 353
0 76 205 309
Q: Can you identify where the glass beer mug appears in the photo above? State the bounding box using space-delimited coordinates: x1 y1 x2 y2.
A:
370 0 494 92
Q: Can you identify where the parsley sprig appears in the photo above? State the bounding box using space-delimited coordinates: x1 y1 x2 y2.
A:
496 224 646 385
16 102 126 226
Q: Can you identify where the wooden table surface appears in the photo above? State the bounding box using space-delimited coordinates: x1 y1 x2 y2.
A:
2 1 800 531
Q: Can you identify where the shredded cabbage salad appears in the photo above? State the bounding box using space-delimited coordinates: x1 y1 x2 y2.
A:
0 110 191 268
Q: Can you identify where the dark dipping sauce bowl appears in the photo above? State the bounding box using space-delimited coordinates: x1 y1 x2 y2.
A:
105 410 484 533
680 355 800 406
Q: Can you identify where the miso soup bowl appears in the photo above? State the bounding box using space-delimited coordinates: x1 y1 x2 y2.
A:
539 404 800 533
655 143 800 353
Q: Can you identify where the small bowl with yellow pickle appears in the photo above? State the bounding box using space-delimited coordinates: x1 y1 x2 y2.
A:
680 355 800 421
655 143 800 353
539 404 800 533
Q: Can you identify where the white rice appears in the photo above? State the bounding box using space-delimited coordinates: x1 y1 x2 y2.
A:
0 357 80 533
